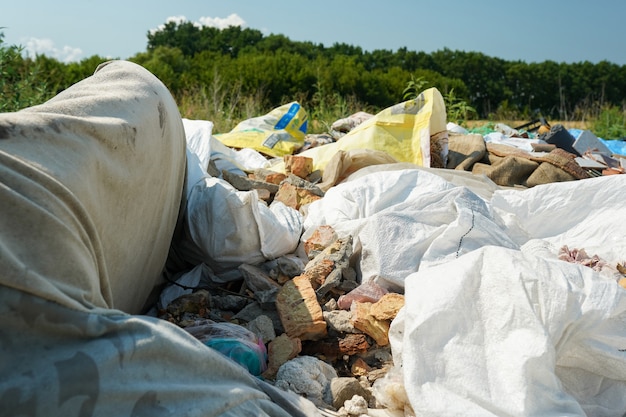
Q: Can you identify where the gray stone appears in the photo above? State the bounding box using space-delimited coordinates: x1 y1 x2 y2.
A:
277 255 306 278
323 310 358 334
317 268 344 297
275 356 338 408
210 294 249 312
283 174 325 197
330 377 371 410
245 315 276 344
239 263 281 293
234 302 284 334
221 169 279 194
255 287 279 309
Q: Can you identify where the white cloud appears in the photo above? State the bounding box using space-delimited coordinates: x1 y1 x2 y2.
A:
21 37 82 63
149 13 246 36
149 15 197 35
165 15 189 25
198 13 246 29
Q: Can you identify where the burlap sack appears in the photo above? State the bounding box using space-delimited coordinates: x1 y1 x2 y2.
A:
446 133 486 171
529 148 590 180
486 142 534 159
526 162 577 187
482 143 589 188
472 156 538 187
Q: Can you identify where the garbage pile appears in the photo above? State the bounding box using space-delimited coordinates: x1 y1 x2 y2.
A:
154 88 626 417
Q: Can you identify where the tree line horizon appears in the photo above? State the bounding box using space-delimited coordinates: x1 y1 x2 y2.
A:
3 22 626 131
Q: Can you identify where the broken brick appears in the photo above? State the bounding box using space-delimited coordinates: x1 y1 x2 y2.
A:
304 225 338 256
300 258 335 289
284 155 314 179
370 293 405 321
252 168 288 185
276 275 327 341
350 358 373 377
301 333 370 361
350 302 390 346
273 182 322 210
262 333 302 380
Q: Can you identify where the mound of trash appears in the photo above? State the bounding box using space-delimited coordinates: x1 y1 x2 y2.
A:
155 89 626 416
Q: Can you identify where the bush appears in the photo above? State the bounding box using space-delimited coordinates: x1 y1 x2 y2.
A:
0 32 51 112
590 105 626 140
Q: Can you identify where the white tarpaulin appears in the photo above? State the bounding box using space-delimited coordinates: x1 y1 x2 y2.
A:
303 169 626 416
303 167 517 291
390 245 626 417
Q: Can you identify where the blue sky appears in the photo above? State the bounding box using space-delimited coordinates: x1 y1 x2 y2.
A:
3 0 626 65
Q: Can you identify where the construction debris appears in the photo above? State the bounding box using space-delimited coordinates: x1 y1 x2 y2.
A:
161 105 626 416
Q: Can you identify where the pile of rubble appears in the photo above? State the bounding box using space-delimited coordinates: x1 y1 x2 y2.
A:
446 121 626 187
157 105 626 416
158 153 410 415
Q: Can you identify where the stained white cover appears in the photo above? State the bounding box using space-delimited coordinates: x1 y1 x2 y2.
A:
304 168 626 416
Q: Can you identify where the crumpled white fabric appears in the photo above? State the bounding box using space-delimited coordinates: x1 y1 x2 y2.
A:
389 245 626 417
379 174 626 416
181 118 301 275
183 118 271 197
491 174 626 268
182 176 303 274
304 166 626 416
303 168 516 290
483 131 547 153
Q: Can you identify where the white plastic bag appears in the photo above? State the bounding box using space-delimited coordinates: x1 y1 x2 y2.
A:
158 262 211 309
183 118 271 196
182 176 303 274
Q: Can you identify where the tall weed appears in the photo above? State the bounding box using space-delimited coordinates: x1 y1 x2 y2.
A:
0 33 51 112
177 71 268 133
590 104 626 139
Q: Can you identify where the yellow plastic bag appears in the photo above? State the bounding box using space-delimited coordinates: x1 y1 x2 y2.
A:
275 88 447 173
215 102 308 158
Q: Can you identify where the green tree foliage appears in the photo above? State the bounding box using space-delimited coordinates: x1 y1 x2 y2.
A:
133 46 189 92
0 31 52 111
4 20 626 134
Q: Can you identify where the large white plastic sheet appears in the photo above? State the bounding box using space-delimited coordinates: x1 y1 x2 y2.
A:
303 168 517 291
390 245 626 417
304 169 626 416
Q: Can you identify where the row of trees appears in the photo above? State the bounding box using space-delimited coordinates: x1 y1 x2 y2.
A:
141 22 626 122
3 22 626 127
